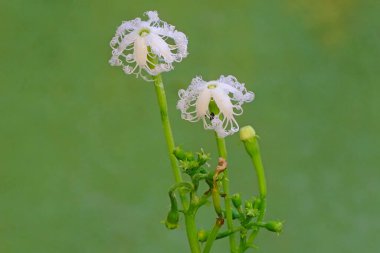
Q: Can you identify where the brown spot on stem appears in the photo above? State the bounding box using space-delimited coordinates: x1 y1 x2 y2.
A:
213 157 227 187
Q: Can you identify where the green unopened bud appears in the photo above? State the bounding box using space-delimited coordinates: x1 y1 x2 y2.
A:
246 208 259 218
184 152 195 160
245 200 259 218
180 160 199 175
245 200 253 209
197 150 210 166
165 209 179 230
239 125 258 160
239 125 256 142
231 193 242 208
252 197 261 209
197 229 209 242
263 221 283 233
173 146 186 161
189 160 199 168
166 189 180 230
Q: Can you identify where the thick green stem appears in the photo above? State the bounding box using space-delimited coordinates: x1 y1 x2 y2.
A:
203 218 224 253
215 135 227 158
215 134 237 252
153 74 200 252
185 214 202 253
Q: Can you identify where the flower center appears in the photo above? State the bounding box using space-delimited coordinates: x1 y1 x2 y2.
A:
208 99 220 118
207 83 217 89
139 28 150 37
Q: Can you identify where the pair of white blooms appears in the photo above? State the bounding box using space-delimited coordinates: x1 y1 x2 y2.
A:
109 11 254 138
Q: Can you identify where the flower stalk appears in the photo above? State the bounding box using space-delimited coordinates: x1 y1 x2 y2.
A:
153 74 184 185
215 134 237 252
203 218 224 253
240 126 268 247
153 74 201 252
185 213 201 253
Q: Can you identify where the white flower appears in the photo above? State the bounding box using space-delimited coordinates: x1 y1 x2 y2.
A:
109 11 188 80
177 75 255 138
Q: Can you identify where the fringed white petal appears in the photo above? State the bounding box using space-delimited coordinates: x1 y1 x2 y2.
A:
149 63 172 75
173 31 188 60
218 75 255 104
196 89 212 118
145 11 159 23
146 33 175 63
133 36 148 67
152 23 188 62
211 88 234 118
111 31 138 56
116 18 141 36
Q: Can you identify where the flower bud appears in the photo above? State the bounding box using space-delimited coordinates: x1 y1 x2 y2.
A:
252 197 261 209
166 189 180 230
263 221 283 233
173 146 187 161
179 160 200 176
197 150 210 166
184 152 195 160
231 193 242 208
245 200 259 218
197 229 209 242
244 200 253 209
240 125 258 162
165 209 179 230
239 125 256 142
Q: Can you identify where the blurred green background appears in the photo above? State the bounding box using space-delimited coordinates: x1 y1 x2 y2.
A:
1 0 379 252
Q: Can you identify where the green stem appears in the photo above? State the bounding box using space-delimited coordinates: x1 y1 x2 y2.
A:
245 135 267 247
153 74 183 186
153 74 200 253
203 218 224 253
216 226 243 240
250 138 267 197
200 226 244 243
185 214 202 253
215 134 237 253
238 230 247 253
